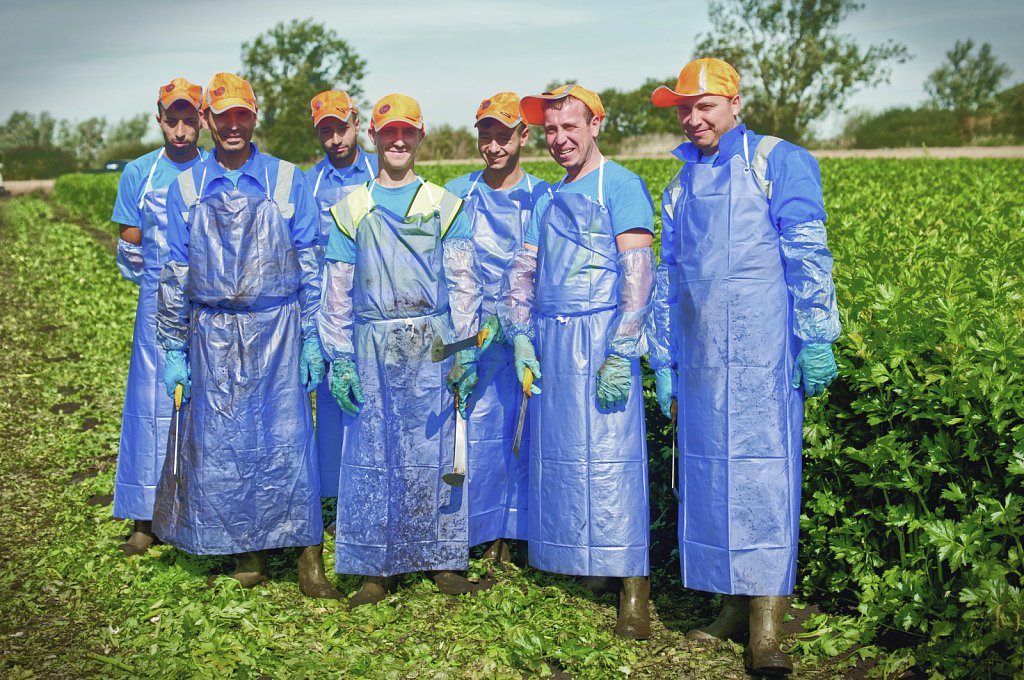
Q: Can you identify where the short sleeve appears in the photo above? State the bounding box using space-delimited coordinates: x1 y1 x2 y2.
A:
287 168 319 249
324 219 356 264
608 174 655 236
111 163 144 227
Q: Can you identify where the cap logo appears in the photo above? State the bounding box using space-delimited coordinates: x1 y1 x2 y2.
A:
165 84 175 93
379 104 391 115
314 100 322 110
482 100 491 109
213 87 225 97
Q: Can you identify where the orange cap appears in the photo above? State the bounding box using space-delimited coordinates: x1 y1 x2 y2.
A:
311 90 357 126
520 84 605 125
651 58 740 107
204 72 258 114
370 93 423 131
158 77 202 110
475 92 523 128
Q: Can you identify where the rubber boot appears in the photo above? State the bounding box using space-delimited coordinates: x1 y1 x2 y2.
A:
349 576 398 609
431 571 494 596
746 596 794 676
482 539 510 563
297 544 342 600
580 576 619 595
227 551 268 588
686 595 750 642
614 576 651 640
119 520 157 556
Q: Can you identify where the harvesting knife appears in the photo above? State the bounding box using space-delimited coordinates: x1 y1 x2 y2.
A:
171 384 183 487
431 327 490 363
511 367 534 457
670 399 679 502
443 387 467 487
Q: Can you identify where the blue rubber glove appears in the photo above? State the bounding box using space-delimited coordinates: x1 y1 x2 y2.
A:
512 335 542 394
299 336 325 394
446 349 479 418
792 343 838 398
478 314 504 352
596 354 632 410
163 349 190 401
654 367 676 419
330 358 364 415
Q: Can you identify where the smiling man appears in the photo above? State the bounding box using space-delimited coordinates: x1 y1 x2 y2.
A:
318 93 485 606
110 77 205 557
648 58 840 675
496 84 656 638
304 90 378 504
153 72 338 599
443 92 546 567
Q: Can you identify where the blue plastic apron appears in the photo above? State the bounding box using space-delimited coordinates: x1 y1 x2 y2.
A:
531 161 650 577
462 174 533 546
113 151 173 520
334 179 467 577
310 156 375 498
673 132 803 596
152 165 323 555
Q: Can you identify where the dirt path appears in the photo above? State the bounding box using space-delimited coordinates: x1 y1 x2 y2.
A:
2 179 57 196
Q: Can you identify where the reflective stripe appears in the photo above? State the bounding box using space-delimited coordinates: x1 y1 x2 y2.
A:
177 167 199 207
752 135 782 200
274 161 295 218
329 183 371 240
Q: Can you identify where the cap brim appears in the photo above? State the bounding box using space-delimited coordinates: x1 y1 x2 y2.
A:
161 95 201 109
651 86 692 108
475 114 522 128
520 93 568 125
373 118 424 131
313 112 354 126
209 98 257 115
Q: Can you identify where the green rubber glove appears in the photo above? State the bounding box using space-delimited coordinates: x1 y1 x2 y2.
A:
299 336 326 394
791 343 838 398
330 358 364 415
654 367 676 419
446 349 479 418
596 354 632 410
163 349 190 401
478 314 504 352
512 335 542 394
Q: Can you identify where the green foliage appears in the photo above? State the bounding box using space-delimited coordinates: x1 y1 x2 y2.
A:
0 110 58 149
417 125 479 162
241 18 367 164
696 0 911 143
926 39 1012 114
842 107 963 148
0 144 79 180
53 172 121 227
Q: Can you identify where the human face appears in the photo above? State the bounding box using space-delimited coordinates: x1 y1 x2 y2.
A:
676 94 740 155
543 98 601 178
156 100 201 160
317 116 360 168
204 107 257 155
369 123 423 174
476 119 527 172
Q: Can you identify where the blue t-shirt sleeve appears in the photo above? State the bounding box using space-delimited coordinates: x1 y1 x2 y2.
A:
288 169 319 249
523 187 551 247
111 163 144 227
445 209 472 240
324 219 356 264
608 173 655 236
165 176 190 264
767 144 826 230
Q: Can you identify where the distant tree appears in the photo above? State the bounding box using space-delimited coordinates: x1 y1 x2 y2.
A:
241 18 367 163
926 39 1011 113
0 144 79 180
418 125 477 162
695 0 910 143
55 117 109 168
0 111 58 150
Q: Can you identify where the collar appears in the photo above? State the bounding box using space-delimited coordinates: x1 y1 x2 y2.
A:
204 143 269 191
671 124 749 164
319 147 372 177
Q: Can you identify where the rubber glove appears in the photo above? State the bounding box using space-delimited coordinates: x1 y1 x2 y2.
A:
596 355 632 410
163 349 190 401
299 336 325 394
330 358 364 415
513 335 542 394
791 343 838 398
446 349 479 418
116 239 144 285
478 314 504 352
654 367 676 419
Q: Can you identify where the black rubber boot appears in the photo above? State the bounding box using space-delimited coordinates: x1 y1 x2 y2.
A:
746 596 794 676
686 594 750 642
431 571 494 596
297 544 342 600
228 551 268 588
349 576 398 609
614 576 651 640
482 539 510 563
119 520 157 556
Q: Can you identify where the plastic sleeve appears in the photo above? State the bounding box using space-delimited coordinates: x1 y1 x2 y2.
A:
779 219 841 344
116 239 144 285
317 260 355 361
442 237 482 343
605 246 655 359
156 261 190 351
647 260 678 370
496 248 537 340
297 245 323 340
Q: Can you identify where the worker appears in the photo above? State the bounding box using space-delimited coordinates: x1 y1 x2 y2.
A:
648 58 840 675
110 77 205 556
318 93 485 607
154 72 338 599
496 84 656 638
305 90 378 501
443 92 545 565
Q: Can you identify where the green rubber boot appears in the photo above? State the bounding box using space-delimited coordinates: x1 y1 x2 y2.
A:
348 576 398 609
686 594 750 642
118 520 157 556
613 576 651 640
482 539 510 563
228 551 268 588
297 544 342 600
431 571 494 596
746 596 794 676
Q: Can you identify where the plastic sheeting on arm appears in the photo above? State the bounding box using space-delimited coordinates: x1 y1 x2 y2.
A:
606 246 655 359
116 239 144 285
646 261 677 370
297 245 323 340
317 260 355 361
496 248 537 340
779 219 841 344
442 237 482 342
156 260 190 351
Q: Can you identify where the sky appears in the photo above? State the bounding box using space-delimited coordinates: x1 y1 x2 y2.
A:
1 0 1022 141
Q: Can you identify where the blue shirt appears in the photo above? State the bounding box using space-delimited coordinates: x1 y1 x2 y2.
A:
660 124 826 268
111 147 206 227
523 159 654 246
443 170 543 201
325 177 471 264
304 147 379 198
164 144 319 263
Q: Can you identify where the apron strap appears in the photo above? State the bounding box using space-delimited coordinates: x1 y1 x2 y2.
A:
138 148 165 209
312 166 325 197
751 135 783 200
466 171 481 198
597 156 606 208
525 174 533 192
273 161 296 218
363 154 374 177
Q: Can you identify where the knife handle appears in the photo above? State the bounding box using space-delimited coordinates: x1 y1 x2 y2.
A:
522 367 534 398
